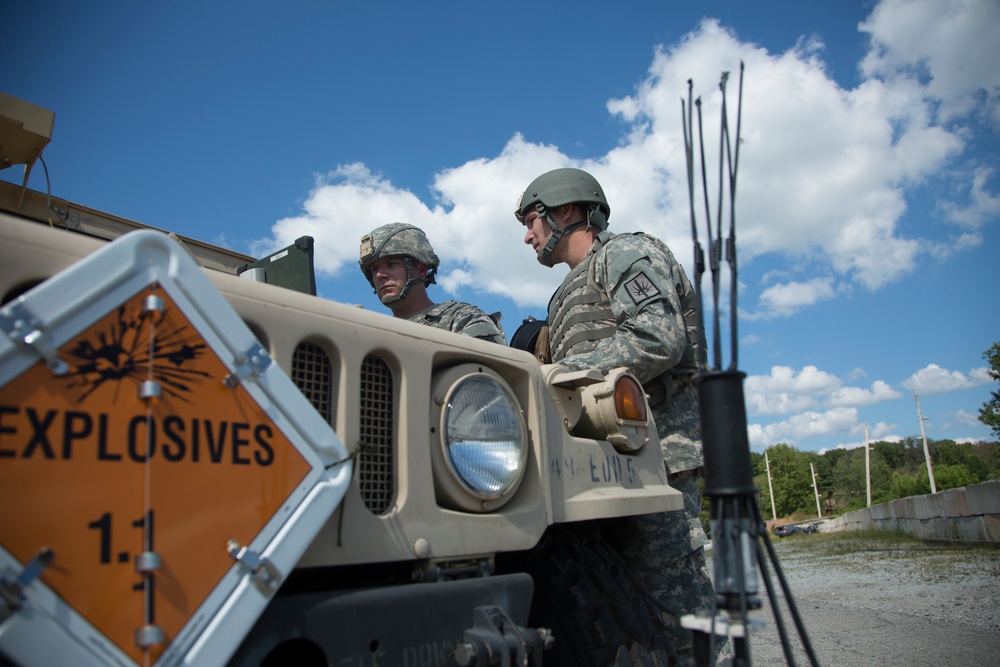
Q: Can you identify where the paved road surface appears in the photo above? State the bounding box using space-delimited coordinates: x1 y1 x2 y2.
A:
707 531 1000 667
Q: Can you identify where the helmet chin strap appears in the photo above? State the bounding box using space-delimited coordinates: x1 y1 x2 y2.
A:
537 207 587 267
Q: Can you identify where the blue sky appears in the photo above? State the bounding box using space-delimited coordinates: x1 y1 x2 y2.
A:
3 0 998 453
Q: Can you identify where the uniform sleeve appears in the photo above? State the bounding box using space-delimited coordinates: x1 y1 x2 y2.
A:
450 304 507 345
556 239 688 384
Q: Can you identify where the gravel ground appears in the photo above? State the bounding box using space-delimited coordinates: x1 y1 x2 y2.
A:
705 531 1000 666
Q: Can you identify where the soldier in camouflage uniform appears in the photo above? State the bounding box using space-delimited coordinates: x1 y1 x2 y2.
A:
515 168 726 666
359 223 506 344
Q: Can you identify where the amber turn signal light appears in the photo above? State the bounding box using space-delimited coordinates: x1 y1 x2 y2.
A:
614 375 647 423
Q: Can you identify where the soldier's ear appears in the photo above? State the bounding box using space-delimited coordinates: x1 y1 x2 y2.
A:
414 262 429 279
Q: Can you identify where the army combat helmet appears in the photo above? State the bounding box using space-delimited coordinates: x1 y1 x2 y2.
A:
514 167 611 267
359 222 440 305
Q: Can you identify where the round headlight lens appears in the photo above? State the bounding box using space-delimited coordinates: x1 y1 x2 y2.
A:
443 375 526 499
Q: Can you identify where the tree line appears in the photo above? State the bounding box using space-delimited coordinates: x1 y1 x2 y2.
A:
745 437 1000 519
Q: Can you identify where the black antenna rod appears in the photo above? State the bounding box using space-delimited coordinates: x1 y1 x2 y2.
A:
726 62 745 370
695 97 719 370
682 80 709 372
714 71 730 371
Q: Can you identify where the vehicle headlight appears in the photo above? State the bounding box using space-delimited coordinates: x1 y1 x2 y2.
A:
431 365 528 512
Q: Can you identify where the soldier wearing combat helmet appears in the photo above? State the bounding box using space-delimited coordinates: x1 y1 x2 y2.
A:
515 167 725 666
359 223 505 344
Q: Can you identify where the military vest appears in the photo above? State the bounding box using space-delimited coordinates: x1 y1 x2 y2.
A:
547 231 702 377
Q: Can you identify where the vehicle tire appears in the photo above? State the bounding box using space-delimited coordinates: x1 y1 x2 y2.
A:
518 522 676 667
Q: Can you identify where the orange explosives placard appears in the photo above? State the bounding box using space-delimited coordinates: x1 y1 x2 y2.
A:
0 284 313 664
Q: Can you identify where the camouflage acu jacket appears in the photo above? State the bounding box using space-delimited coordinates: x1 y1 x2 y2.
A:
408 301 506 345
547 231 704 472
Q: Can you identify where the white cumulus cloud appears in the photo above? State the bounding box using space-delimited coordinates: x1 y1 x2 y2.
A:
251 0 997 324
903 363 992 395
827 380 901 408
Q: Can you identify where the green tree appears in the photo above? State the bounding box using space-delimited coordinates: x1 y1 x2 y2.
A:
762 443 814 516
868 456 894 507
747 451 773 520
872 440 904 469
932 464 977 491
974 441 1000 479
936 440 988 482
884 472 926 501
979 342 1000 438
904 437 930 472
831 449 866 503
816 447 844 484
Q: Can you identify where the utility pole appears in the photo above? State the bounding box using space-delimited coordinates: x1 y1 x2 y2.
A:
765 450 777 521
811 462 822 518
913 391 937 494
865 423 872 508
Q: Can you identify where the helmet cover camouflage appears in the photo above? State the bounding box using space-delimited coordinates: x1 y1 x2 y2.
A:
359 222 440 288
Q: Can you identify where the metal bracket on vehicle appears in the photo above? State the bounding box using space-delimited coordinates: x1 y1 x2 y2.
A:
0 547 55 619
223 342 272 388
226 540 282 596
135 624 165 649
0 300 68 375
454 605 553 667
418 557 493 583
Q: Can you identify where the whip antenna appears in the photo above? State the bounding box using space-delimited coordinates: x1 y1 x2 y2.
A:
727 63 744 369
682 80 708 370
680 63 820 667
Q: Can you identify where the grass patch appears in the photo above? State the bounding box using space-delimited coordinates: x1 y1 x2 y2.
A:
767 528 995 558
767 529 1000 573
757 530 1000 587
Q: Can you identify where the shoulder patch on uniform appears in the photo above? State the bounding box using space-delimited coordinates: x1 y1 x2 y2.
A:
624 271 661 304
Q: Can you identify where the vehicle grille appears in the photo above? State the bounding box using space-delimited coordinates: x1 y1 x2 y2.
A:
289 345 395 515
290 341 334 423
358 353 395 515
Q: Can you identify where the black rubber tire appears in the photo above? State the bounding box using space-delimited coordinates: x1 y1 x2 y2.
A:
521 522 676 667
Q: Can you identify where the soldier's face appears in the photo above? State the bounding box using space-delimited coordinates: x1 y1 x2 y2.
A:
371 256 409 301
521 211 553 258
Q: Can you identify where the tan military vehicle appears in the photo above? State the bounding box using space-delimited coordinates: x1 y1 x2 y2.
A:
0 93 682 667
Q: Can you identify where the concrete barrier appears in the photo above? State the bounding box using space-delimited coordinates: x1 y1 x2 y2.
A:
820 479 1000 544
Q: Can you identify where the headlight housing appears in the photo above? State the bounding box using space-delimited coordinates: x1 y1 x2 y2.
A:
574 367 652 453
430 364 528 512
